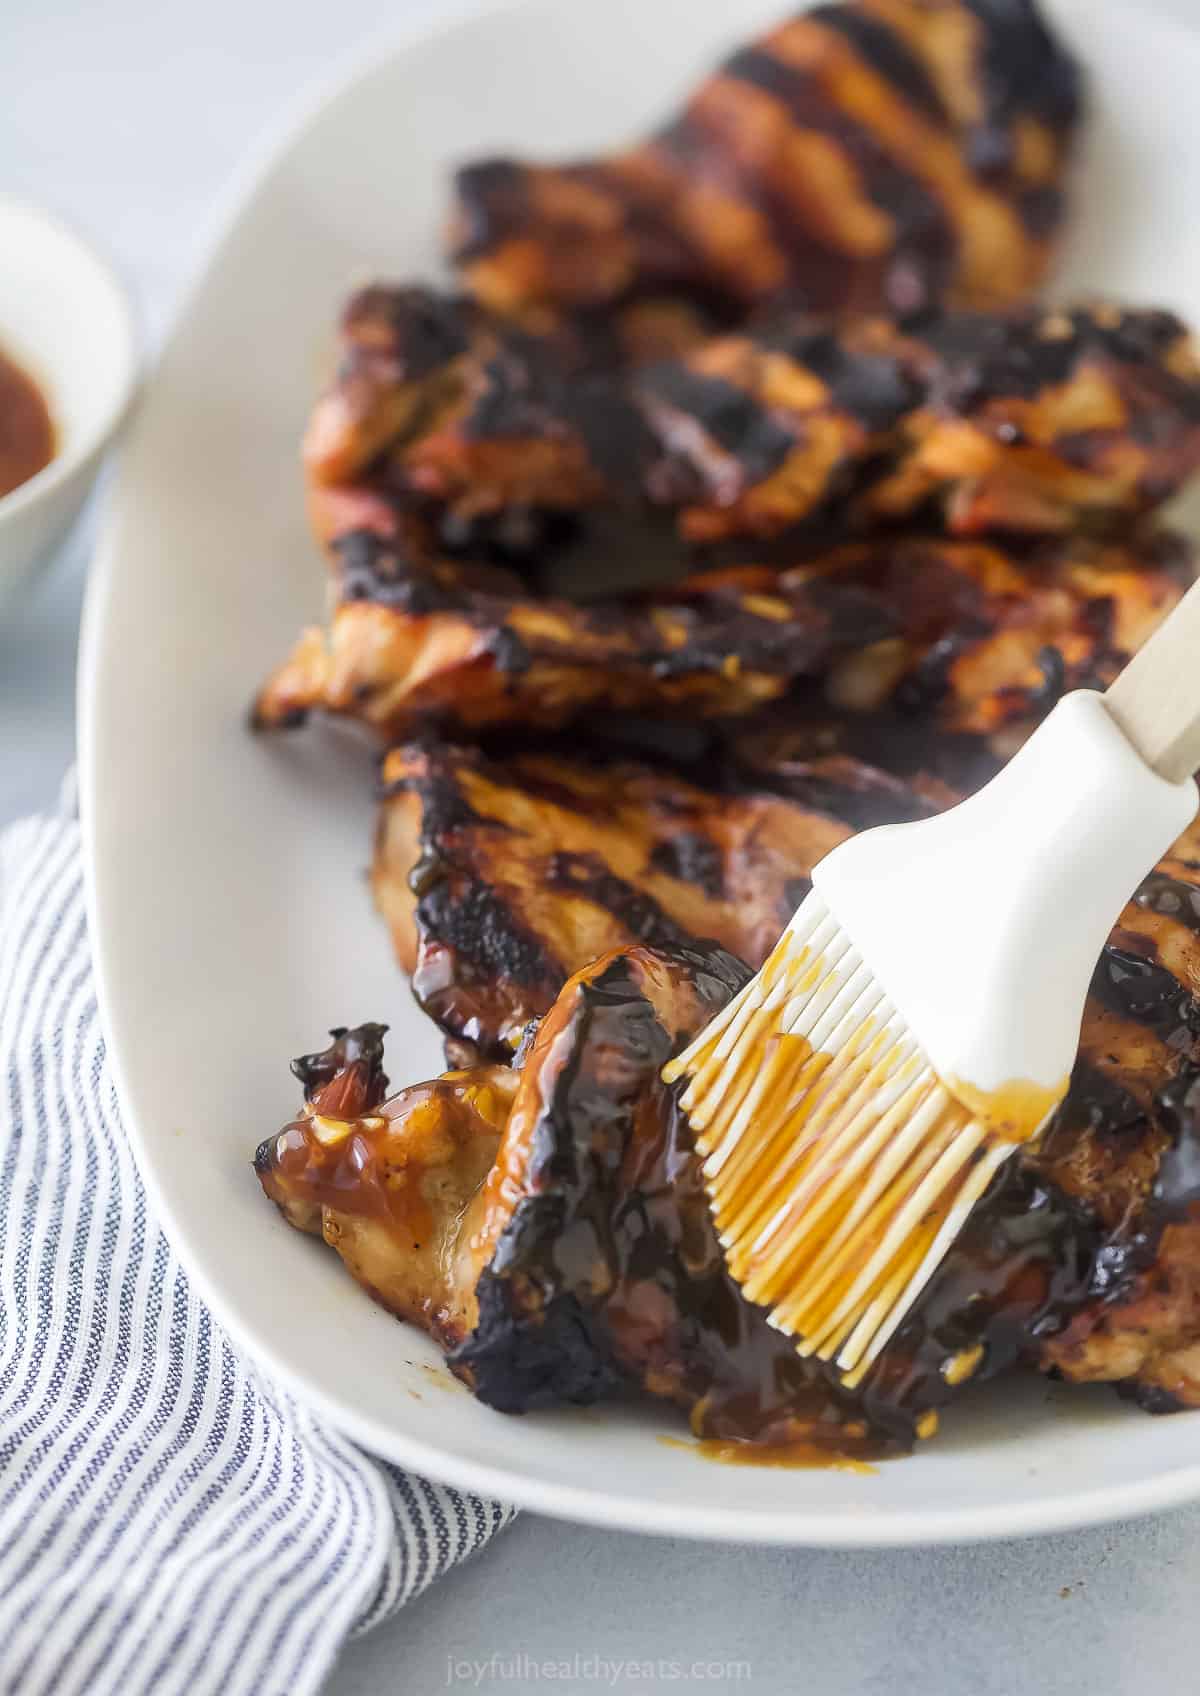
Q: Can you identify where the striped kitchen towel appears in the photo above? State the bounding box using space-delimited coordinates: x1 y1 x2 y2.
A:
0 782 513 1696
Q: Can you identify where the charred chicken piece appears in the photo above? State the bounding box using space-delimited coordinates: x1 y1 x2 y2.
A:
449 0 1082 319
338 805 1200 1424
365 701 1081 1063
304 288 1200 554
805 530 1190 734
1028 818 1200 1411
642 305 1200 541
373 742 860 1056
250 531 901 738
257 1021 516 1347
254 824 1200 1439
304 285 663 523
256 947 939 1448
251 527 1187 743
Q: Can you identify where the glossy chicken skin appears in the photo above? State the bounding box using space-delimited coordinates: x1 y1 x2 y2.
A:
449 0 1082 318
255 1023 514 1348
362 773 1200 1421
255 819 1200 1442
251 528 1187 742
256 948 937 1448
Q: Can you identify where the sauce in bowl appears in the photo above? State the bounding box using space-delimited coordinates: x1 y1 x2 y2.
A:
0 344 54 499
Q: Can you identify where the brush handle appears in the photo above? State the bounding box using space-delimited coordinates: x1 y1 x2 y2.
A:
1105 573 1200 784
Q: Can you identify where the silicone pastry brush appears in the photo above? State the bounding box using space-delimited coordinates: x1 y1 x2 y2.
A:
664 578 1200 1388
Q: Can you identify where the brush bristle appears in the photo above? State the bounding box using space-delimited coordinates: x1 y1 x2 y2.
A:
665 895 1023 1387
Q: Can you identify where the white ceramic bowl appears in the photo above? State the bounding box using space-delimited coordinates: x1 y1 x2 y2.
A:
0 198 138 607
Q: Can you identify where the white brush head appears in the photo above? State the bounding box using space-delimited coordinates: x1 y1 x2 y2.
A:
811 691 1198 1126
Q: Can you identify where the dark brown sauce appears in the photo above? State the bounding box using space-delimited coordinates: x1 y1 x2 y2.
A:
658 1435 879 1474
0 344 54 498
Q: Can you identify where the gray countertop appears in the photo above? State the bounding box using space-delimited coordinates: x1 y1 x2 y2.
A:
7 2 1200 1690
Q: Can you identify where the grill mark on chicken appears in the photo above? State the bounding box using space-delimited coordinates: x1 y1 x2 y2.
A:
714 42 956 300
254 520 1188 745
648 832 726 898
808 5 949 125
964 0 1083 147
543 853 702 954
365 726 936 1056
254 890 1200 1445
356 710 1200 1417
640 305 1200 542
449 0 1081 318
1136 873 1200 935
251 541 906 739
375 741 855 1057
255 952 933 1446
302 284 1200 571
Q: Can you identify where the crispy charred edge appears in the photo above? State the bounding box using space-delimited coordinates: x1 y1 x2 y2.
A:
449 1253 629 1412
446 948 698 1416
916 302 1197 402
253 1023 391 1220
443 945 923 1445
255 516 1190 749
289 1023 390 1108
449 0 1082 318
249 523 907 739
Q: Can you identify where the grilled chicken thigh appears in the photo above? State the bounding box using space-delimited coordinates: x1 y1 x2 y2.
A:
260 793 1200 1437
252 528 1187 742
373 742 856 1056
449 0 1082 319
249 541 896 737
257 947 940 1449
305 288 1200 546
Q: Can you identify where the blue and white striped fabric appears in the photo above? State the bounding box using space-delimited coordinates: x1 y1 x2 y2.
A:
0 783 513 1696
